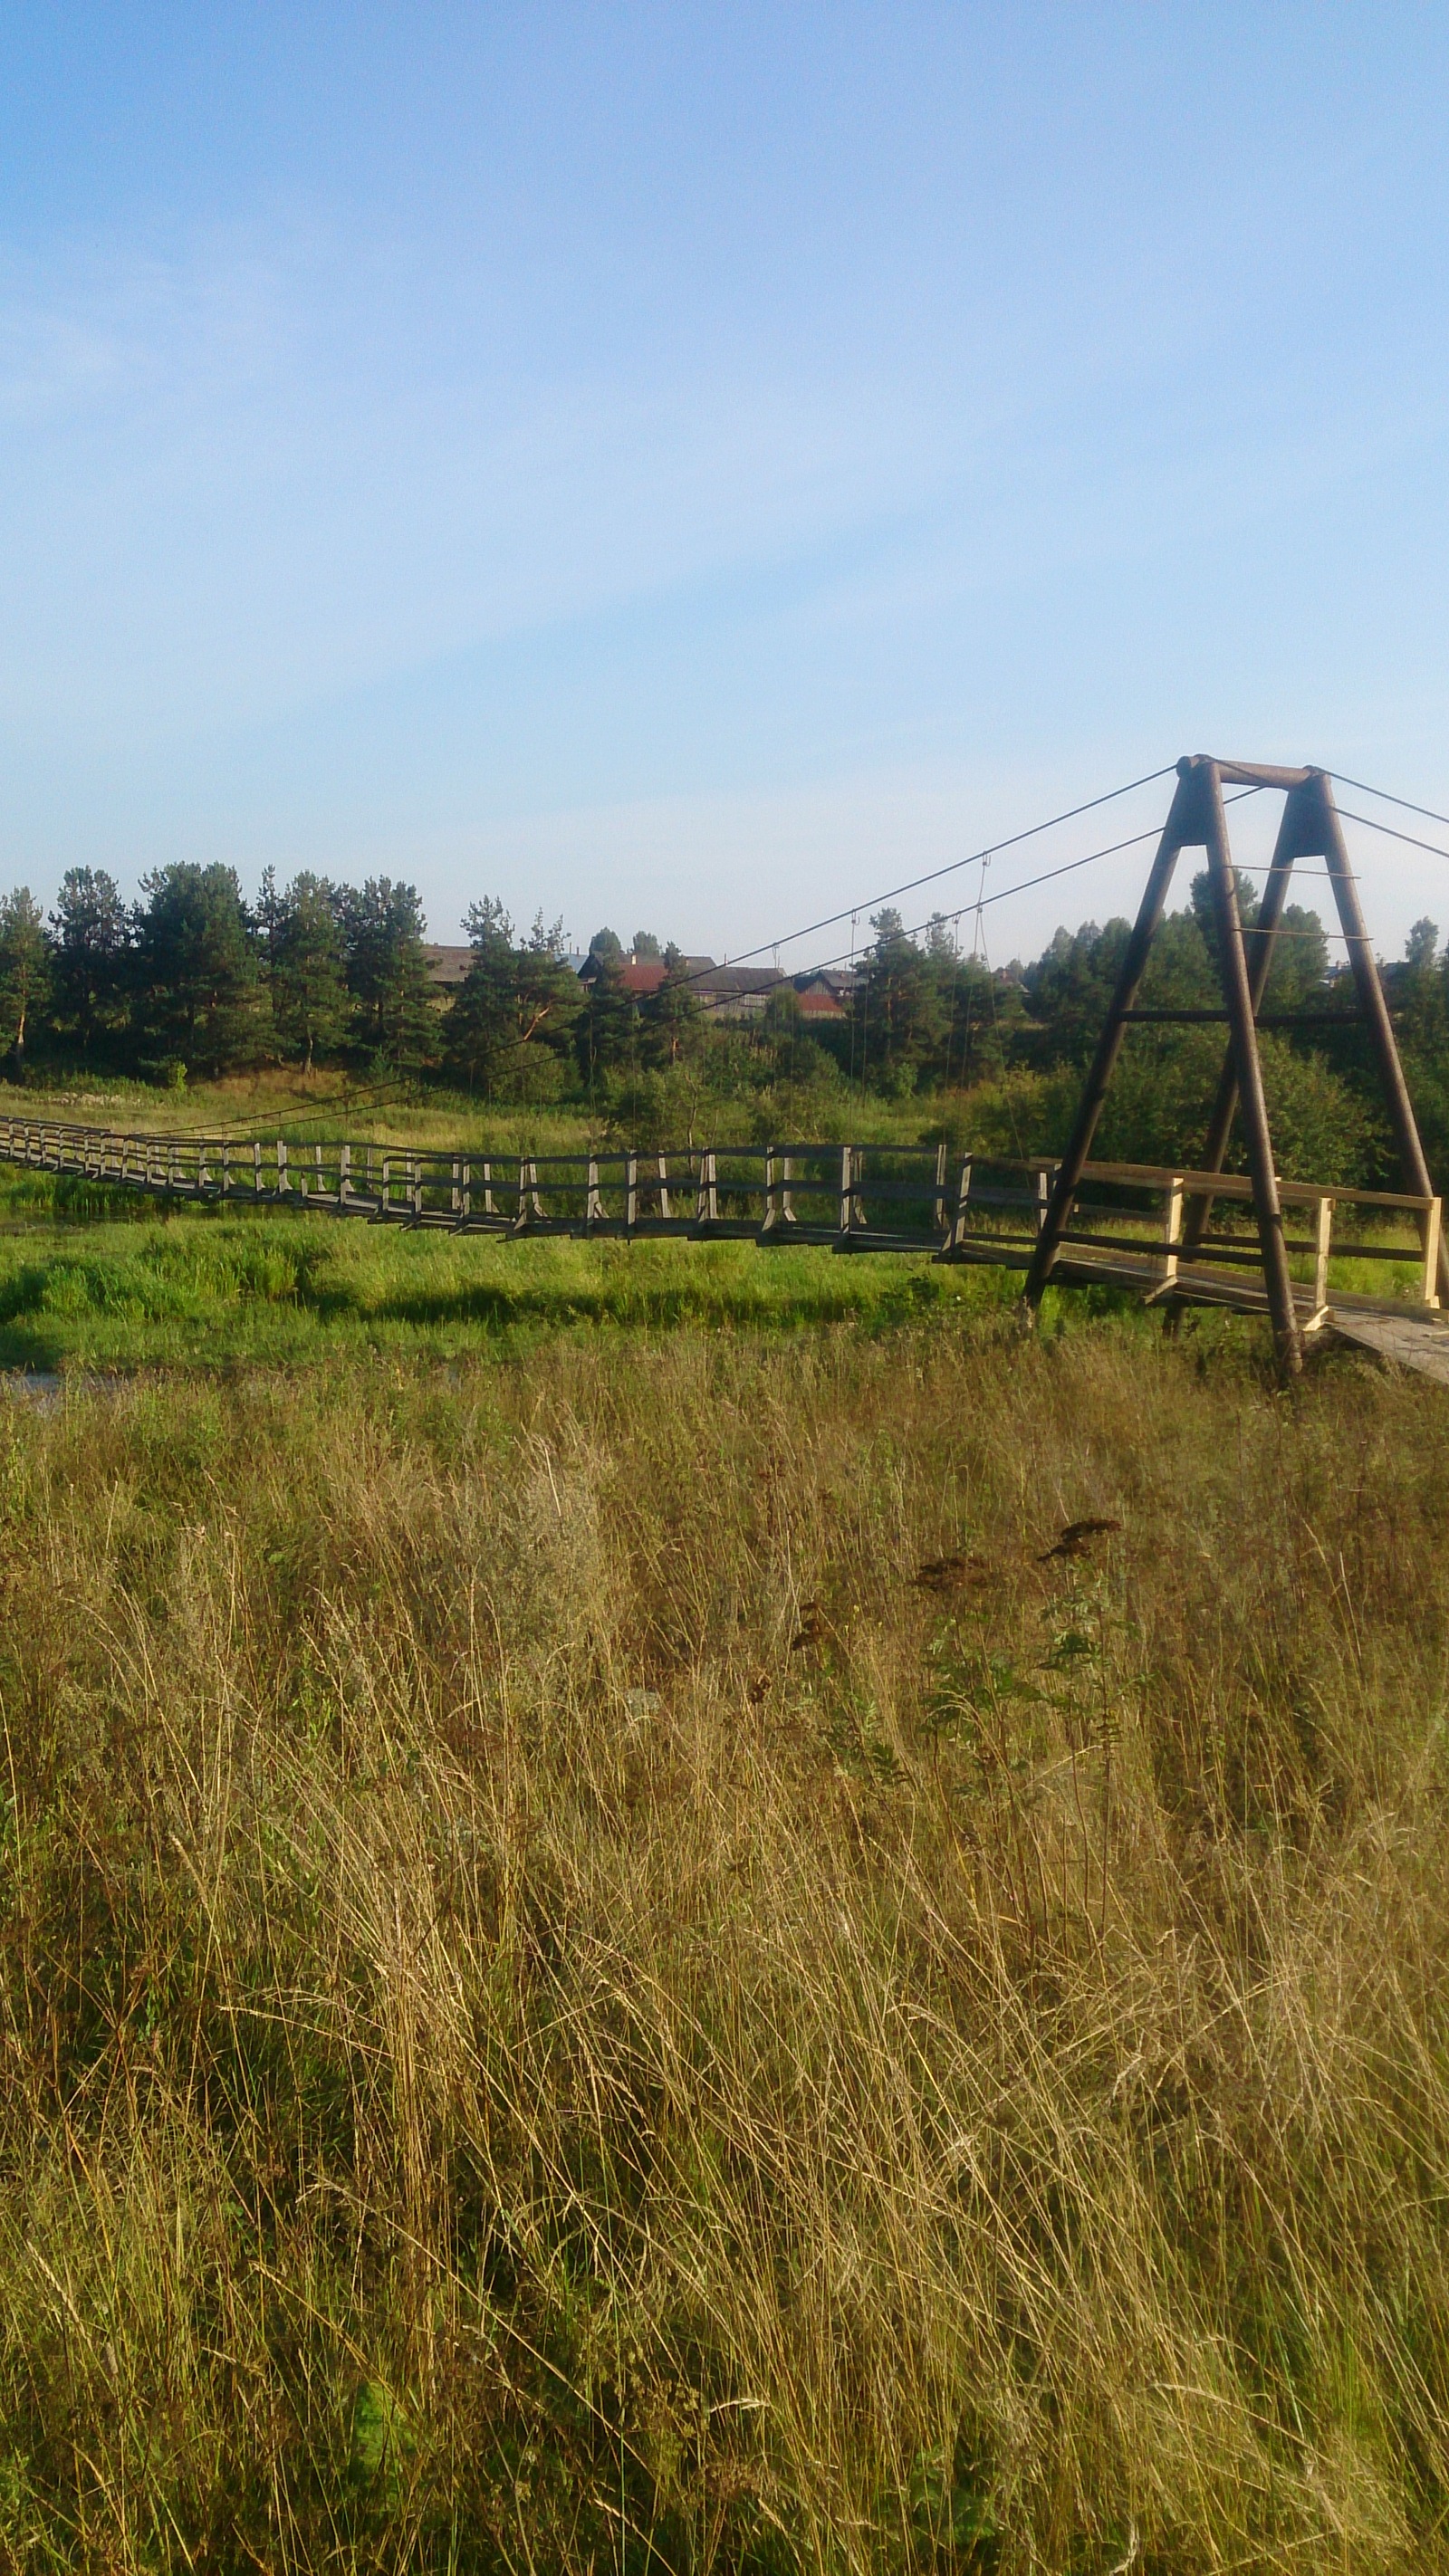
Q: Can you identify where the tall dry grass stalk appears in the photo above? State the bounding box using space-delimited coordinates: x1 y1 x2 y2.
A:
0 1320 1446 2570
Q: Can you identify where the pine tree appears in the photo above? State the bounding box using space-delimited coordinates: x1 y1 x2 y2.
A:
273 875 348 1073
446 906 581 1098
0 889 53 1073
852 910 944 1089
134 864 258 1078
641 945 701 1068
50 867 129 1058
341 878 437 1074
575 951 636 1089
446 900 518 1095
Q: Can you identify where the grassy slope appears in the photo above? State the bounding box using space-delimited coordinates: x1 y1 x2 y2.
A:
0 1263 1446 2568
0 1068 947 1156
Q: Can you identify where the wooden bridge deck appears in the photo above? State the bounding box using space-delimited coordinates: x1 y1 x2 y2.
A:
2 1115 1445 1378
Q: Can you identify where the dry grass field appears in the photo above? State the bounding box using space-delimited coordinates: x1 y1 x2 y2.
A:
0 1302 1446 2571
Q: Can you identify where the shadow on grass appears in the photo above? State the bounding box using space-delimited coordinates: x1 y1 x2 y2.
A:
294 1260 1014 1338
0 1319 69 1370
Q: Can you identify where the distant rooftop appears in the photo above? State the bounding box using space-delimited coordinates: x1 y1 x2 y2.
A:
423 943 856 1018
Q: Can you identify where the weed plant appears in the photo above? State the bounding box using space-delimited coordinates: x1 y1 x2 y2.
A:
0 1312 1446 2568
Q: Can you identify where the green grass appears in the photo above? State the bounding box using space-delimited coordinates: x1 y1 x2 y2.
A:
0 1168 1042 1372
0 1159 1431 1378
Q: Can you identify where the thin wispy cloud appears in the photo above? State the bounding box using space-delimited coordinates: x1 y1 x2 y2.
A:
1 5 1447 957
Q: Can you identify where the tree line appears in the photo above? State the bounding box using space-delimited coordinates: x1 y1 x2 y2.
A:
0 866 444 1088
0 865 707 1098
2 857 1447 1183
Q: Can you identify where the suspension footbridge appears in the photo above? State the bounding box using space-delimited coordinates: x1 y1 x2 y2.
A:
5 755 1447 1384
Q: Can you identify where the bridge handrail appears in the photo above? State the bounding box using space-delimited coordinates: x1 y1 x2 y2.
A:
0 1117 1439 1313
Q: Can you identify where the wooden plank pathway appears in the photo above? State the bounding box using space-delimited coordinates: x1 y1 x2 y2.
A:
2 1114 1446 1379
1315 1307 1449 1385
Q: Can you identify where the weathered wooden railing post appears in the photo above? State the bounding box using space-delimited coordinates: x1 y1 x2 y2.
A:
949 1154 973 1251
934 1141 948 1236
696 1151 718 1228
626 1153 638 1231
339 1141 351 1205
586 1156 603 1226
513 1158 543 1230
276 1139 289 1198
657 1152 671 1221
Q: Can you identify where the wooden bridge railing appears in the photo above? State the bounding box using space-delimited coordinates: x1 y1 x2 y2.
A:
0 1116 1439 1315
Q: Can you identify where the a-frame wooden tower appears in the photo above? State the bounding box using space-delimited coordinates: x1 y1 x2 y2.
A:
1024 755 1448 1376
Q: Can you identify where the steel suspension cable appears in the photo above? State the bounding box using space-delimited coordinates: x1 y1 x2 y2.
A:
689 762 1177 991
1329 774 1449 831
688 790 1264 1000
1330 807 1449 863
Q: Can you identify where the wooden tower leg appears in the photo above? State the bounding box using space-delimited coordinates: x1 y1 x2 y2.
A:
1181 779 1315 1259
1202 766 1301 1378
1025 762 1200 1307
1311 772 1449 1307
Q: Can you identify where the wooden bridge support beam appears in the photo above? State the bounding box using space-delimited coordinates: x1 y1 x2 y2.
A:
1312 772 1449 1307
1180 780 1317 1257
1199 762 1301 1375
1024 763 1200 1316
1026 755 1308 1376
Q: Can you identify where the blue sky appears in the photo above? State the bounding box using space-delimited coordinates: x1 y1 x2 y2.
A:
3 3 1448 964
